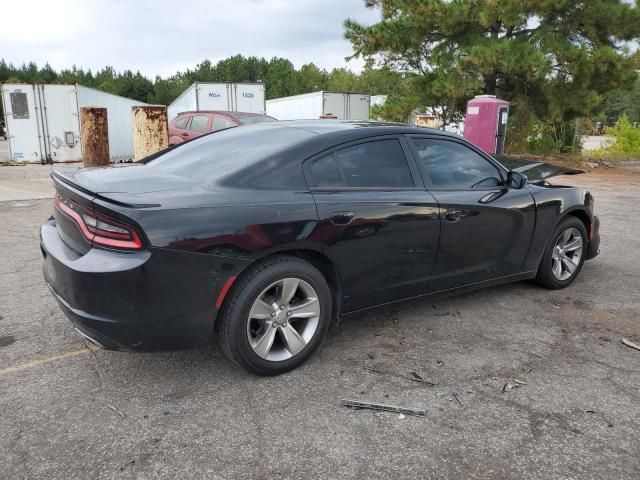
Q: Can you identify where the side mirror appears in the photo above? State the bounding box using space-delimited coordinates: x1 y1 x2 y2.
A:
507 171 528 189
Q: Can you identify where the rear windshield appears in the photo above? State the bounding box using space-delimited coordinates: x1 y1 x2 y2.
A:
144 124 312 185
236 114 277 126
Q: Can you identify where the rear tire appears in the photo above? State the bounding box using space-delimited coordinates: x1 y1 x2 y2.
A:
218 255 332 376
535 216 587 289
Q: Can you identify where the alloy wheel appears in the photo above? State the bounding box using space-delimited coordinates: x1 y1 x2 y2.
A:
551 227 584 281
246 277 321 361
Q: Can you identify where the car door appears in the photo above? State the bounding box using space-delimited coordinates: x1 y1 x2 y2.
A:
304 136 441 312
186 114 211 140
407 136 536 292
170 114 191 143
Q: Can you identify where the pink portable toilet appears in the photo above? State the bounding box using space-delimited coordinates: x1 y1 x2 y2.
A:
463 95 510 154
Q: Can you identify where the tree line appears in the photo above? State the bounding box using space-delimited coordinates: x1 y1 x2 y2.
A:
0 56 401 107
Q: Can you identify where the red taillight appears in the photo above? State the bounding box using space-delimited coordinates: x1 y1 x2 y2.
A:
54 194 143 250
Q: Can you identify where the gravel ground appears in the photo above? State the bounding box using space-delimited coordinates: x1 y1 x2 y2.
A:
1 164 639 479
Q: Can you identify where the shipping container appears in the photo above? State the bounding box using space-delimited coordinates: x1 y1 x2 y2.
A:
0 83 146 163
167 82 266 121
265 91 371 121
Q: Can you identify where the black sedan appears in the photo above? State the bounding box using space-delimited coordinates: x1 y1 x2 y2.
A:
41 121 600 375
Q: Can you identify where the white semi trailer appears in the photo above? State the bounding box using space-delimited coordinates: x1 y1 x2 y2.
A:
167 82 266 121
1 83 146 163
266 91 371 121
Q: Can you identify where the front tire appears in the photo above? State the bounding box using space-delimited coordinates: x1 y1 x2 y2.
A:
218 256 332 376
535 217 587 289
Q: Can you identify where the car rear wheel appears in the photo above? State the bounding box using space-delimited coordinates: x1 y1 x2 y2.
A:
218 255 332 375
535 217 587 289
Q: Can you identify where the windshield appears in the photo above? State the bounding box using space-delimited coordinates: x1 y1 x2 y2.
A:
237 114 278 126
144 124 313 184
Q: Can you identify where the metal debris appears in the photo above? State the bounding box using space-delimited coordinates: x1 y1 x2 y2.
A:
502 382 519 393
514 379 527 385
622 338 640 352
341 399 427 417
398 413 406 420
363 366 437 385
452 392 463 406
107 404 126 419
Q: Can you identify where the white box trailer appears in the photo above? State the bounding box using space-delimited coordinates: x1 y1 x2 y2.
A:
1 83 146 163
266 91 371 121
167 82 266 121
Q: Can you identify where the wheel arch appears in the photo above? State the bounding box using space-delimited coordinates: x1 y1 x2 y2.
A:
219 247 344 322
560 206 592 239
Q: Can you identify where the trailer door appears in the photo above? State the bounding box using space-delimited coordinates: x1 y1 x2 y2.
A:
323 92 346 119
1 84 43 162
198 83 231 111
232 84 265 114
41 85 82 162
348 94 371 120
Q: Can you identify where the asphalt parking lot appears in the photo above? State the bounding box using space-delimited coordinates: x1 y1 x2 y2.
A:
1 162 640 479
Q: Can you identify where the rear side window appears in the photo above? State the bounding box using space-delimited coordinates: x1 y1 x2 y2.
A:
213 116 236 130
307 154 343 187
411 138 502 189
189 115 210 133
174 116 188 129
306 139 414 188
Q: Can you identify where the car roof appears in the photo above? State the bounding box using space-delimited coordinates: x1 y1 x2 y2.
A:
177 111 271 118
274 119 457 136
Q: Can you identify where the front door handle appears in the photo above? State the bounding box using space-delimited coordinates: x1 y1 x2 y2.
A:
444 210 462 222
330 211 354 225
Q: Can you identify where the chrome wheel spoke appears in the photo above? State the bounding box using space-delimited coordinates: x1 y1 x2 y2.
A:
279 278 300 305
562 257 577 274
279 325 307 356
252 325 277 358
552 259 563 278
249 299 275 320
564 238 582 252
562 229 572 246
289 298 320 319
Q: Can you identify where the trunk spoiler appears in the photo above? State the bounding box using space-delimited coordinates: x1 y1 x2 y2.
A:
51 170 160 208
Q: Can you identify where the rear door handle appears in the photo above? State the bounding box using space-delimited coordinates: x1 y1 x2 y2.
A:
444 210 462 222
330 211 354 225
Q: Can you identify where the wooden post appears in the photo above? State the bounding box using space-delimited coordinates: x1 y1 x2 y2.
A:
80 107 109 168
132 106 169 161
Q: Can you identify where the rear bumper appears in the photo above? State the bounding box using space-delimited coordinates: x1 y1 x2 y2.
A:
41 218 246 351
586 215 600 260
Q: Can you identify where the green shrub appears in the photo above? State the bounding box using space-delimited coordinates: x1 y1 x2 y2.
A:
609 114 640 155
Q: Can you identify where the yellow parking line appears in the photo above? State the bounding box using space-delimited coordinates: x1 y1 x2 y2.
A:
0 347 97 375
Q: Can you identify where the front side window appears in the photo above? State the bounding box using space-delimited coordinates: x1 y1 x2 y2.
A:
411 138 502 189
212 116 236 130
322 139 414 188
189 115 210 133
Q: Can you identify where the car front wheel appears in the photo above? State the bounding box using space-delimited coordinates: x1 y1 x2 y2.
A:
218 255 332 375
535 216 587 289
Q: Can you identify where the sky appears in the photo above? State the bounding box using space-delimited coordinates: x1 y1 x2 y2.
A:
1 0 380 78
